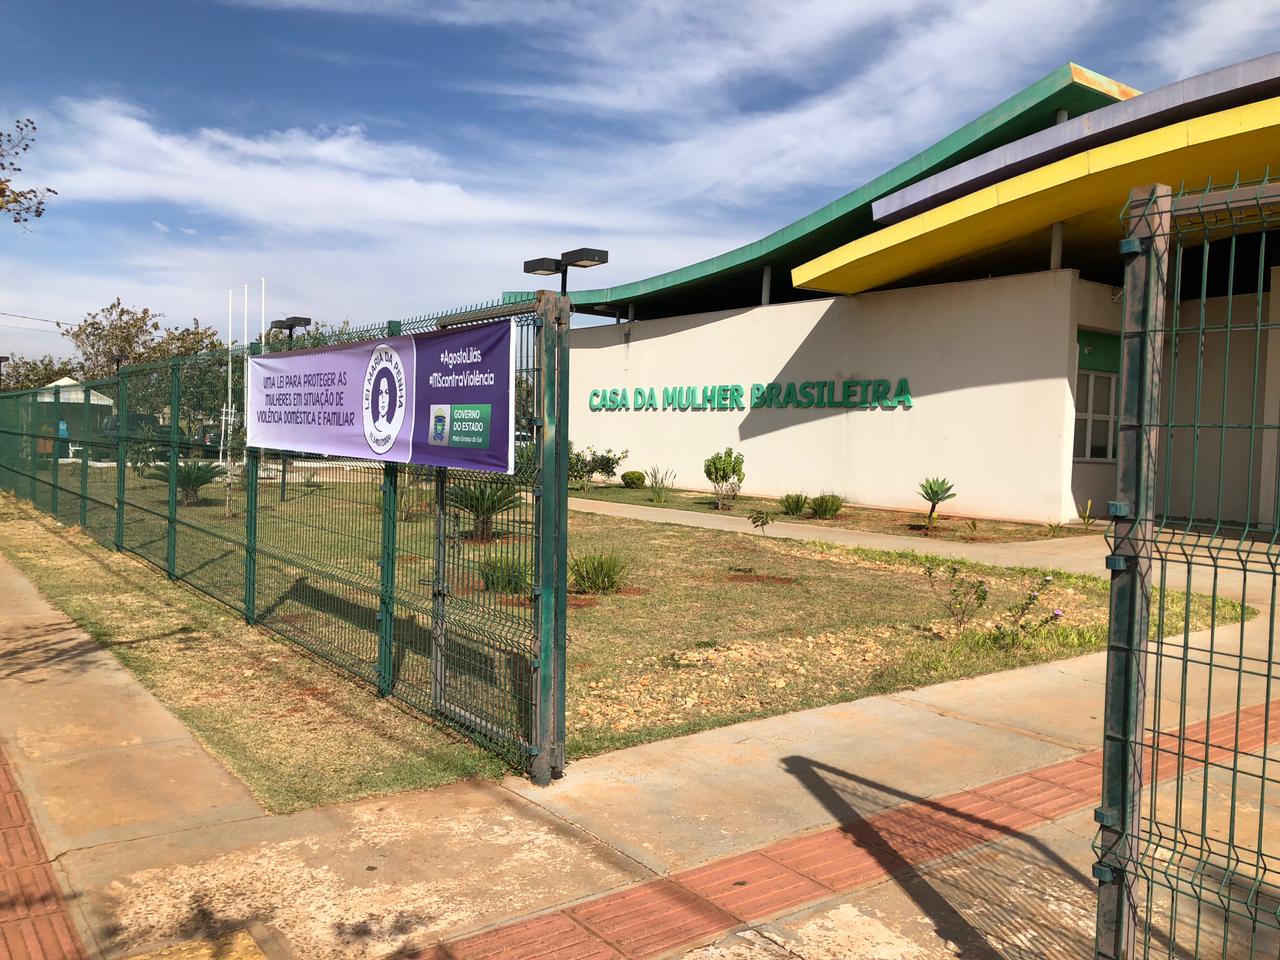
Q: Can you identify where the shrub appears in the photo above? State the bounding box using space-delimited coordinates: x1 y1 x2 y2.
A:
750 509 775 533
479 556 530 593
567 442 590 490
621 470 646 489
570 551 627 593
1045 521 1066 538
585 447 628 486
925 563 989 633
987 574 1063 646
446 480 522 540
918 476 957 534
778 492 808 517
145 460 227 506
704 447 745 510
647 466 675 504
809 492 843 519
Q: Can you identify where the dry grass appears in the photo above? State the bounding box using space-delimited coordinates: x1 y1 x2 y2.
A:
571 484 1095 542
0 489 1247 808
0 495 501 813
563 513 1245 755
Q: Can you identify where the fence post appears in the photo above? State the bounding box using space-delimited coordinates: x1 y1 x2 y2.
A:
431 465 448 712
27 407 36 503
244 343 260 624
377 462 398 696
79 386 90 527
50 385 60 517
531 291 568 785
1094 184 1169 960
551 293 570 777
166 358 180 579
115 372 128 550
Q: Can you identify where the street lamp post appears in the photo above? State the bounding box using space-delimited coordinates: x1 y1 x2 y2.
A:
523 248 609 298
269 316 312 502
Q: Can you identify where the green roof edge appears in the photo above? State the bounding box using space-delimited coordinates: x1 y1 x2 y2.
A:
503 62 1132 309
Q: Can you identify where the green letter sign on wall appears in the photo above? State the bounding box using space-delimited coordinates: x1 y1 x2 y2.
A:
588 378 912 412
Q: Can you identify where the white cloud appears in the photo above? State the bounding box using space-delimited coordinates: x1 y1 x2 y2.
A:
12 0 1275 364
27 98 680 239
1150 0 1280 80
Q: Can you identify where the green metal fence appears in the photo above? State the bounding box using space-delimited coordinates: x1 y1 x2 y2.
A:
1095 178 1280 958
0 293 570 783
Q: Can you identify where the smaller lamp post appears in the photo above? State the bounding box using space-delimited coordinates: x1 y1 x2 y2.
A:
523 248 609 297
268 316 312 501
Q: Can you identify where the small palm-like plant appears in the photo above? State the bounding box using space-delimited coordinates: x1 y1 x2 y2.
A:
918 476 957 534
446 481 522 540
778 492 808 517
146 460 228 506
570 550 627 593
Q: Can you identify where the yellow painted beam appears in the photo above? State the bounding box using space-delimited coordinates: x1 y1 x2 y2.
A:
793 97 1280 295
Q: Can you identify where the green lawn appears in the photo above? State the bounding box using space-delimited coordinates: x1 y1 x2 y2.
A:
570 482 1097 542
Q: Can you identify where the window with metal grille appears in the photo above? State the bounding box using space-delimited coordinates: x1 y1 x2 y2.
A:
1074 370 1116 462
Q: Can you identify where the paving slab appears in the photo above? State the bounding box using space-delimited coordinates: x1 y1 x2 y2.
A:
61 779 646 960
506 695 1078 874
0 555 264 862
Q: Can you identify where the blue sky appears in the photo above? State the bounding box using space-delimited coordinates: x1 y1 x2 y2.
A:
2 0 1278 357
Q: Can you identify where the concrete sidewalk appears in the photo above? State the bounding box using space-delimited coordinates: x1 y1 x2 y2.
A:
568 497 1113 577
0 518 1269 958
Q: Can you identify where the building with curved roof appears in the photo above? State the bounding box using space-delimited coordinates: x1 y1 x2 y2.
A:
564 54 1280 523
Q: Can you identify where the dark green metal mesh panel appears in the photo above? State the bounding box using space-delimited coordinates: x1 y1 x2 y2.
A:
1096 178 1280 959
0 298 564 777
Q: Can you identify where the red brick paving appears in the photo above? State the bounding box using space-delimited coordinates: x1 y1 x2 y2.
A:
671 853 829 923
415 698 1280 960
446 912 619 960
0 748 85 960
568 881 736 959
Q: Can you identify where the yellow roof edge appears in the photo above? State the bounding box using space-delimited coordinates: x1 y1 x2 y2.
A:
791 96 1280 294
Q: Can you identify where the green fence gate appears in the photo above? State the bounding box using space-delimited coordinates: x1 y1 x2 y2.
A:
1095 178 1280 958
0 292 571 784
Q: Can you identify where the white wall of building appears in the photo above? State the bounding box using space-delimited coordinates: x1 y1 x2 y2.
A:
569 270 1083 522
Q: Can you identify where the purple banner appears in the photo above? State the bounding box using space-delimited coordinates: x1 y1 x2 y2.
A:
248 319 515 472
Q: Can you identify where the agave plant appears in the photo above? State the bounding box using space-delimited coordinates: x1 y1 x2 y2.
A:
917 476 957 534
146 460 228 506
445 480 523 540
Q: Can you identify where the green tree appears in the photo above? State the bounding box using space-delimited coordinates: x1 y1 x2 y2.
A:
0 119 56 226
62 298 164 381
0 354 77 391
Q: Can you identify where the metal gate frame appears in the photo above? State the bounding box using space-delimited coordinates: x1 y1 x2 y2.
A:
1094 178 1280 957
